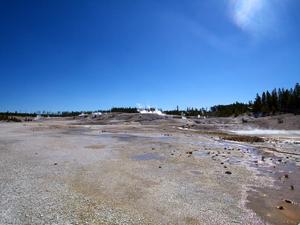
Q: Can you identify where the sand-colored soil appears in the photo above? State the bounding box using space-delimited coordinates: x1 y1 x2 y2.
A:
0 114 299 225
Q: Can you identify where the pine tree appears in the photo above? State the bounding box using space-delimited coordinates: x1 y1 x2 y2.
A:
266 91 272 114
294 83 300 114
271 89 278 114
253 94 262 113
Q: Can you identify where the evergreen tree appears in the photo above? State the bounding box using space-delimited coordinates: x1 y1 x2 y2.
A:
294 83 300 114
266 91 272 114
261 92 268 115
271 89 278 113
253 94 262 113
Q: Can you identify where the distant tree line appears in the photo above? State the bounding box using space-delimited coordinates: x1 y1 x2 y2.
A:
0 111 93 119
164 106 208 117
1 83 299 119
252 83 300 115
164 103 249 118
0 112 37 117
58 111 82 117
0 112 34 122
110 107 138 113
0 114 22 122
209 102 249 117
165 83 300 117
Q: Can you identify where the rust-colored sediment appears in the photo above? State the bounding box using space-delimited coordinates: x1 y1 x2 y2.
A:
247 158 300 225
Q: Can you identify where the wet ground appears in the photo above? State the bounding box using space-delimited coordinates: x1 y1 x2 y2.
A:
0 115 299 225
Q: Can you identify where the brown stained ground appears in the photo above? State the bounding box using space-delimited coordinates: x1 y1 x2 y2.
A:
247 156 300 225
85 144 106 149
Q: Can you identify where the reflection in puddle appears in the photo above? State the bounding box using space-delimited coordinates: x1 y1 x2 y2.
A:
101 133 174 143
193 151 211 158
60 127 93 136
224 156 241 165
132 152 165 161
190 170 203 175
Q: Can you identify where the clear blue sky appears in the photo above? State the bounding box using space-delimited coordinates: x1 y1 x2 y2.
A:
0 0 299 112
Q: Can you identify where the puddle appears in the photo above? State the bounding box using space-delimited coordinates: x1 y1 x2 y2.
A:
100 133 174 143
112 134 151 142
224 156 242 165
193 151 211 158
60 127 92 136
132 152 165 161
190 170 203 175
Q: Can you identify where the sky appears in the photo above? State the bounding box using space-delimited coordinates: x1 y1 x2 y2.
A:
0 0 299 112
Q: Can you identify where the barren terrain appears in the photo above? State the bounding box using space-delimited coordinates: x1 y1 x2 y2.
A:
0 114 299 225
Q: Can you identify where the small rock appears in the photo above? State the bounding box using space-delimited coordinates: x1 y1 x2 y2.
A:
276 206 284 210
224 166 227 169
284 199 292 204
54 163 58 165
261 156 265 161
284 174 289 179
290 185 294 190
186 151 193 155
158 166 162 168
225 171 232 175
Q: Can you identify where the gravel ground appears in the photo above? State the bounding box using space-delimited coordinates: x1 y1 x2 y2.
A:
0 116 299 225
